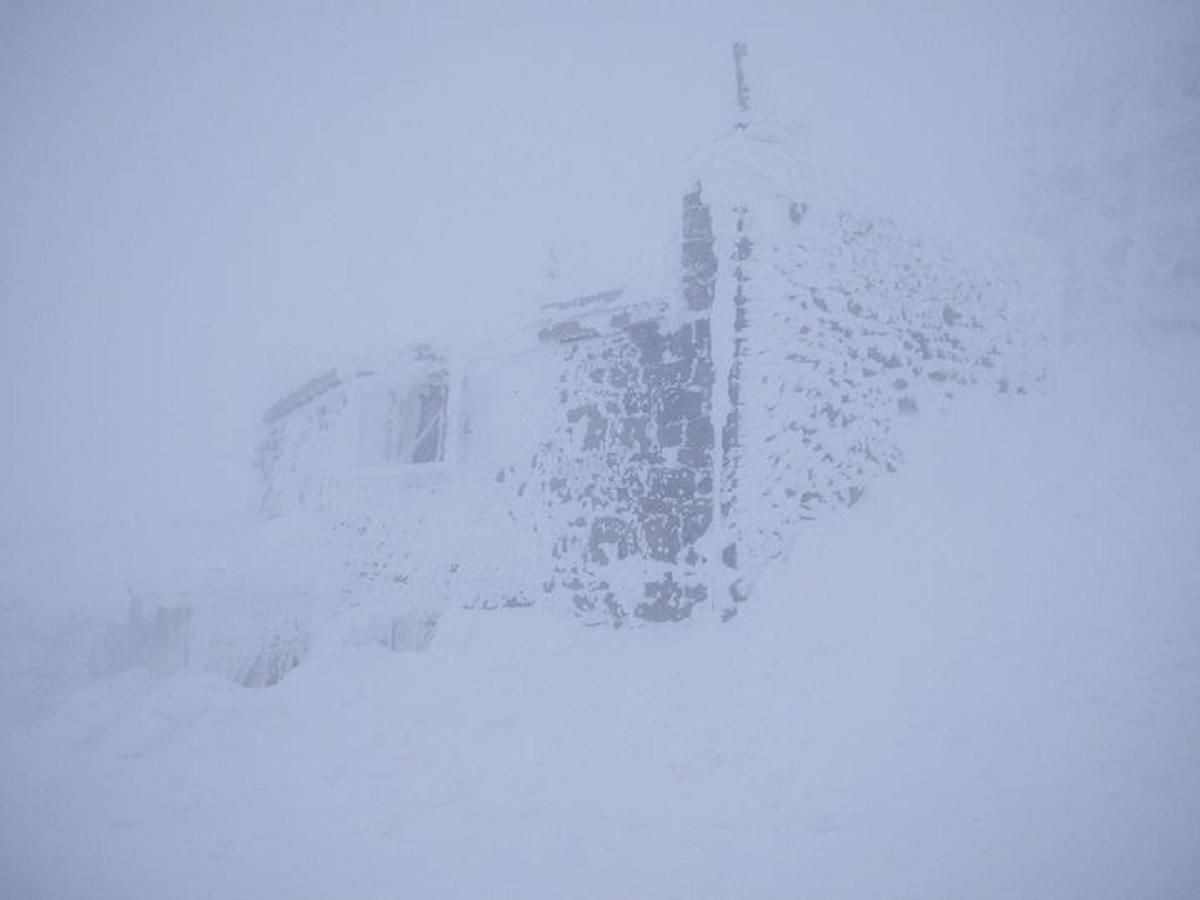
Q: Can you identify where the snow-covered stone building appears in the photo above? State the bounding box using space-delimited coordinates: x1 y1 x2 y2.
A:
252 44 1041 630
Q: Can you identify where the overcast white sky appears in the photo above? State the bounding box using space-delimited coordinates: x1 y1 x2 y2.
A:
0 0 1166 538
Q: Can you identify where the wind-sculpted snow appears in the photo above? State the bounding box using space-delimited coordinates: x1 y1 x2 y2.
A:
4 332 1197 900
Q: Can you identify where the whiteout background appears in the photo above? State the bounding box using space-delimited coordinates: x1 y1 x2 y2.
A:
3 0 1190 538
1 1 1198 897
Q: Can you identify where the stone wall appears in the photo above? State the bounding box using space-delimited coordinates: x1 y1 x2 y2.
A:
250 161 1042 630
497 185 724 625
699 145 1044 597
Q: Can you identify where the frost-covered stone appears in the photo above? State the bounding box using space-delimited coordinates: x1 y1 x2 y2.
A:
248 47 1044 630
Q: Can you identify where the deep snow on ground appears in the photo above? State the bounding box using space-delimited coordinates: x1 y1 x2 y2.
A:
2 329 1198 899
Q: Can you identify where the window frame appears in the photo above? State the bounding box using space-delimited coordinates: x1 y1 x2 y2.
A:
353 365 458 474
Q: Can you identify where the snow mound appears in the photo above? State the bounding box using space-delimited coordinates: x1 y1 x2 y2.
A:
2 331 1197 899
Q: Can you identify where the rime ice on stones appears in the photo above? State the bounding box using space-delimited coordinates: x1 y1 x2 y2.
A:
249 45 1042 632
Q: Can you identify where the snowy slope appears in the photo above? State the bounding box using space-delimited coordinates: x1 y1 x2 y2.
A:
1 330 1198 899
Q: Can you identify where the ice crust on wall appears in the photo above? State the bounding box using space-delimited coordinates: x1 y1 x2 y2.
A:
246 119 1044 634
694 126 1044 596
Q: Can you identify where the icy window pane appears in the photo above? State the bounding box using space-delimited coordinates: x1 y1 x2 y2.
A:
359 377 447 465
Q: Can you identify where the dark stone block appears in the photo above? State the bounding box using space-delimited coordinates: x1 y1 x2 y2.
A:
721 417 738 454
657 419 684 448
646 466 695 501
722 542 738 568
565 403 607 451
589 516 638 565
624 389 651 416
666 322 695 361
661 387 706 423
685 417 714 449
684 280 715 311
679 499 713 545
548 477 571 503
677 446 711 469
616 416 652 454
638 494 672 518
682 189 714 240
608 363 633 389
566 404 593 424
681 186 718 315
635 572 695 622
641 513 681 563
646 359 693 391
682 241 718 280
572 592 596 614
626 320 664 364
729 578 748 603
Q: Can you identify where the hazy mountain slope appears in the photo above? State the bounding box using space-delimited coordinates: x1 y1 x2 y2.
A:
2 329 1197 899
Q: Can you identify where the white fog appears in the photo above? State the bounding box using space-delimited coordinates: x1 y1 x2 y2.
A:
1 1 1198 897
